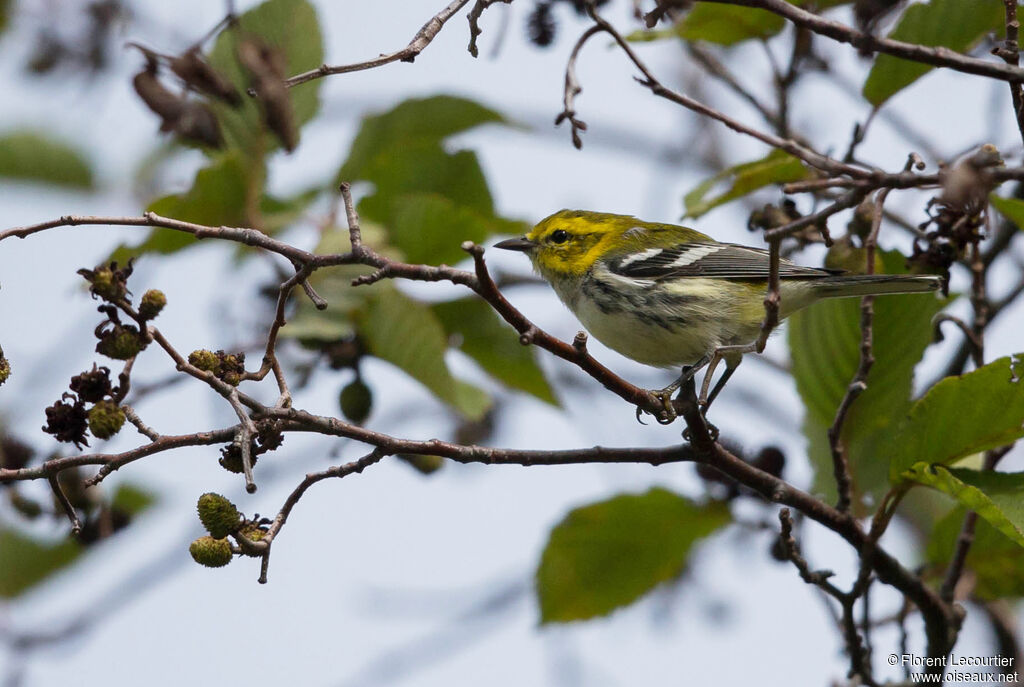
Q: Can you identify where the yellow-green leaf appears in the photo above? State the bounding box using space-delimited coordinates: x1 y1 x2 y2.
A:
434 298 557 405
357 288 491 420
788 250 949 510
359 192 525 267
683 149 808 218
336 95 507 186
537 489 729 623
110 152 250 263
903 464 1024 549
862 0 1004 105
208 0 324 157
928 506 1024 600
0 131 94 189
675 4 785 46
0 529 81 598
889 355 1024 481
990 193 1024 232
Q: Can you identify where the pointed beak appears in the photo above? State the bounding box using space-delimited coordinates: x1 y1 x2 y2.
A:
494 236 536 253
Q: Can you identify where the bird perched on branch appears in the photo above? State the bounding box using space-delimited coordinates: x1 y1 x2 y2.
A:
495 209 942 421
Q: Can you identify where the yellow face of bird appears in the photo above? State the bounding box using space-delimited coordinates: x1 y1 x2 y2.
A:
494 210 710 278
525 210 616 277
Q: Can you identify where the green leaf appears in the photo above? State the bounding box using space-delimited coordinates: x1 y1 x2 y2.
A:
434 298 557 404
0 131 94 189
928 506 1024 600
356 141 496 217
683 149 808 218
111 483 157 516
536 488 730 623
261 187 320 235
903 464 1024 549
889 355 1024 481
208 0 324 157
336 95 507 185
357 288 491 420
675 4 785 46
0 529 81 598
110 152 250 263
862 0 1004 106
359 192 525 266
989 193 1024 232
788 250 949 509
337 96 522 269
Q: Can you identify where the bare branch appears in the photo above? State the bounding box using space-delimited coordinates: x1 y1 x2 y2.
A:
48 475 82 535
283 0 472 88
467 0 513 57
699 0 1024 84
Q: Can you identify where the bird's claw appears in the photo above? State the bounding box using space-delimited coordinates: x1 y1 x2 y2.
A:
682 422 719 443
635 390 677 425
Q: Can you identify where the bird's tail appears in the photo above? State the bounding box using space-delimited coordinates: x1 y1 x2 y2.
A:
811 274 943 300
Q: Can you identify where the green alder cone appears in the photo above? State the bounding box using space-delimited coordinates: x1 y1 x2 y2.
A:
138 289 167 320
339 378 372 423
189 536 233 568
87 400 125 440
197 492 241 539
96 325 145 360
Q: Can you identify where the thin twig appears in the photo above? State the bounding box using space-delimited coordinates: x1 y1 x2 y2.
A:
556 25 602 149
699 0 1024 84
827 186 892 513
121 404 160 441
48 475 82 535
994 0 1024 146
283 0 472 88
467 0 513 57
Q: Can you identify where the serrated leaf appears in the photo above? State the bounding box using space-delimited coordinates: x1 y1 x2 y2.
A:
788 250 949 509
434 298 557 404
336 95 506 185
990 193 1024 232
359 192 525 266
862 0 1004 106
208 0 324 157
0 131 94 189
928 506 1024 600
357 288 491 420
683 149 808 218
110 152 250 263
903 464 1024 549
675 4 785 45
536 488 730 623
889 355 1024 481
0 529 81 598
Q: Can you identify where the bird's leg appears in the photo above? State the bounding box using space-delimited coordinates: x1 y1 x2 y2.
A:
702 357 741 409
636 353 712 425
698 345 753 408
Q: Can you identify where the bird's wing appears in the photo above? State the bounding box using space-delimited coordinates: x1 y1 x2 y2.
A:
608 242 840 280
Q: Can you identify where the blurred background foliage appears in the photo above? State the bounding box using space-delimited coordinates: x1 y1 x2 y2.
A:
1 0 1024 683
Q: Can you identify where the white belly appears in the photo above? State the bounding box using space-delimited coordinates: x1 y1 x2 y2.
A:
547 268 765 368
572 294 714 367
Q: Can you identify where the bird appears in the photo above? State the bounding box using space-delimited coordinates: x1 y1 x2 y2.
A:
494 209 942 419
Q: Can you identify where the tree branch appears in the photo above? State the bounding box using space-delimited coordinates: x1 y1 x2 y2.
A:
699 0 1024 84
283 0 472 88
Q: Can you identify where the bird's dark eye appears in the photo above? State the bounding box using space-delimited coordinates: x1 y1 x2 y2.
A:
551 229 569 244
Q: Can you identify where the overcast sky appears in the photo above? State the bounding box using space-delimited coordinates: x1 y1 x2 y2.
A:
1 1 1022 685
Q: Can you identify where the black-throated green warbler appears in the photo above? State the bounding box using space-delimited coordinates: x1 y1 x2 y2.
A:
495 210 942 413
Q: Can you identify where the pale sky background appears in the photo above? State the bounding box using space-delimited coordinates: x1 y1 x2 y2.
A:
1 1 1023 685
